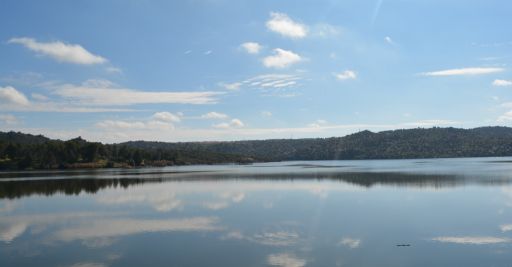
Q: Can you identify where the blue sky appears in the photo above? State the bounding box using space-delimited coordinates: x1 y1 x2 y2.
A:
0 0 511 142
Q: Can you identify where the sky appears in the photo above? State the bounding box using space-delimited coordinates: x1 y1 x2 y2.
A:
0 0 511 143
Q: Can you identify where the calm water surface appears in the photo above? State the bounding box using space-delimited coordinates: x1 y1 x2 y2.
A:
2 157 512 267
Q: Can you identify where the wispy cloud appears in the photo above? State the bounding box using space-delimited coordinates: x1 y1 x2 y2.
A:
9 37 107 65
261 111 273 117
241 42 262 54
421 67 504 76
31 93 49 101
153 111 181 122
31 117 461 143
266 12 307 39
201 112 229 119
402 119 459 127
335 70 357 80
96 120 174 131
105 66 123 74
263 49 302 69
50 79 221 105
0 114 19 125
493 79 512 86
213 118 244 129
96 112 181 131
308 119 328 128
220 82 242 90
243 74 302 89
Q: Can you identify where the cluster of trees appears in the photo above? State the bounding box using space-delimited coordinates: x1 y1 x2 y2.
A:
2 126 512 171
125 127 512 161
0 132 254 170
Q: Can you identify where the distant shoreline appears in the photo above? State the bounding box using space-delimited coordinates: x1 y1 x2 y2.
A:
2 126 512 171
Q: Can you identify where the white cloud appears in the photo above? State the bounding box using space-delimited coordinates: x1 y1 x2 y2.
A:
263 49 302 69
335 70 357 80
339 237 361 248
421 67 504 76
493 79 512 87
221 82 242 90
9 37 107 65
267 253 306 267
0 86 29 106
51 80 221 105
0 114 19 125
266 12 308 39
204 50 212 55
201 112 229 120
213 118 244 129
498 110 512 122
431 236 511 245
241 42 262 54
230 118 244 127
152 112 181 122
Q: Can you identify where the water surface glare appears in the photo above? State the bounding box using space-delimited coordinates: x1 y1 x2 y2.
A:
2 157 512 266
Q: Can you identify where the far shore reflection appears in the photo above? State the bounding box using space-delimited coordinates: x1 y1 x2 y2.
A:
2 157 512 199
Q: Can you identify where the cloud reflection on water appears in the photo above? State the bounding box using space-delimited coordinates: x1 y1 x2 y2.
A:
267 253 306 267
431 236 511 245
53 217 222 242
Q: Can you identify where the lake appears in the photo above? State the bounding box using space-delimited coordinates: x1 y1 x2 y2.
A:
2 157 512 267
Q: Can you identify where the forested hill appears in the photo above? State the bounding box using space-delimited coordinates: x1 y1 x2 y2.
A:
1 126 512 170
123 126 512 161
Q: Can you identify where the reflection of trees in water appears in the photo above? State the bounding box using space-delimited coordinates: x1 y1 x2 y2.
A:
0 178 162 199
1 171 511 199
331 172 461 188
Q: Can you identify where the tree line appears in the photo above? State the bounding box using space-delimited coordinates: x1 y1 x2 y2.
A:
2 126 512 170
0 133 254 170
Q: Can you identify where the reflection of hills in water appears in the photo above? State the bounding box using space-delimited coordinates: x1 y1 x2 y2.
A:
1 169 512 199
